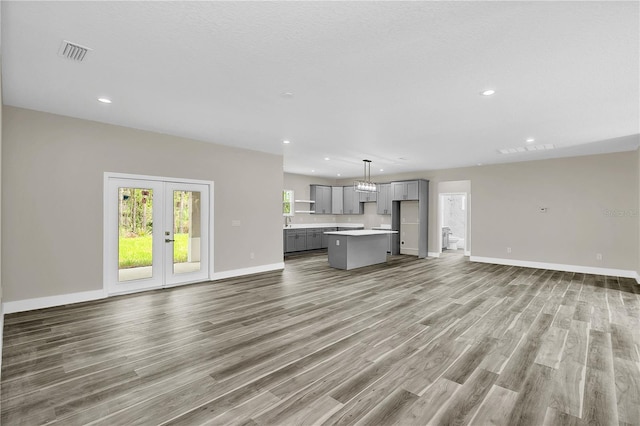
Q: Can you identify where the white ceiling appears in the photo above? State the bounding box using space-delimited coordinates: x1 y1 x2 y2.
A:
2 1 639 178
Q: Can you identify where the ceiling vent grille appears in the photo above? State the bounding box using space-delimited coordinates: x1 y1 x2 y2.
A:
498 144 554 154
58 40 92 62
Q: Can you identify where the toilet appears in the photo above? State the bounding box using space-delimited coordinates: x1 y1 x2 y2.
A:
448 236 465 250
447 236 459 250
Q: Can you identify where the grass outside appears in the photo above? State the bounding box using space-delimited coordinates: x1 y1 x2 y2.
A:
119 233 189 269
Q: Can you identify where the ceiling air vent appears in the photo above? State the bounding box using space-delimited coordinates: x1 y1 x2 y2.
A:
498 144 555 154
58 40 92 62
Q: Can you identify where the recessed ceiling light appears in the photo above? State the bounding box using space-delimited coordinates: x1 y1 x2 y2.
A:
480 89 496 96
526 138 535 143
311 170 315 173
283 140 290 144
477 163 483 166
324 157 330 161
337 173 341 177
379 169 384 172
281 92 294 99
97 97 112 104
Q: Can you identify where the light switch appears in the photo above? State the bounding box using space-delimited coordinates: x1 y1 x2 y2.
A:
232 220 241 227
336 240 340 246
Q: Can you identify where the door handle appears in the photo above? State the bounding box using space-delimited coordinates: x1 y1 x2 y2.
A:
165 238 175 243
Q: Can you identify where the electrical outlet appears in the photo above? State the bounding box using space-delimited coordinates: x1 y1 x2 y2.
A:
596 253 602 261
507 247 512 254
250 252 255 259
336 240 340 246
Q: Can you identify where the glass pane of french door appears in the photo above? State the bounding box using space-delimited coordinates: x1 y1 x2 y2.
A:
165 183 209 286
171 190 202 274
118 187 154 282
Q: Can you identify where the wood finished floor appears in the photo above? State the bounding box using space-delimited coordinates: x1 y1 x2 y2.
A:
2 252 639 425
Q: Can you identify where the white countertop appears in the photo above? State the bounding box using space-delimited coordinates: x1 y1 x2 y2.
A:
324 230 398 236
283 223 364 229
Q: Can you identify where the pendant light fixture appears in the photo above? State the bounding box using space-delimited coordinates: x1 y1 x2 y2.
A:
354 159 377 193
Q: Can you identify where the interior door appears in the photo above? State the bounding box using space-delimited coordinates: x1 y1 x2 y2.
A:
106 176 210 295
164 182 209 286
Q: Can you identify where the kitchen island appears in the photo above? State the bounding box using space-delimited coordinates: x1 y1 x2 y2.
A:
324 230 398 270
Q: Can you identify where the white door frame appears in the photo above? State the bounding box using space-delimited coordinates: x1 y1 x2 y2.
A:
438 192 470 255
103 172 215 296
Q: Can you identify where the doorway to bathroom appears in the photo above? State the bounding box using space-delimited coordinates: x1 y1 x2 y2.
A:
438 180 471 257
440 193 467 255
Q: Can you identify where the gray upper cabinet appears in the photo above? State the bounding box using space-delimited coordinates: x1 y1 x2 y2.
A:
359 191 377 202
331 186 344 214
343 186 364 215
376 183 392 215
391 180 419 201
310 185 332 214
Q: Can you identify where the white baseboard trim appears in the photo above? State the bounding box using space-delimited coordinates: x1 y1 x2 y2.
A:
211 262 285 281
427 252 441 258
470 256 637 278
3 289 107 314
2 264 286 315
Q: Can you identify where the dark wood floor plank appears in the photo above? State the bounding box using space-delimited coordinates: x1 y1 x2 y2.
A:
613 357 640 424
470 384 519 425
397 377 460 424
548 359 585 418
427 367 498 425
507 363 556 425
583 328 619 425
352 387 418 425
2 251 636 425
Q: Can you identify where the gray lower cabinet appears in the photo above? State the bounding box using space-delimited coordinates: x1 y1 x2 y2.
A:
306 228 323 250
285 228 334 252
295 229 307 251
285 229 307 252
310 185 332 214
322 227 337 248
284 229 297 253
376 183 391 215
391 180 419 201
331 187 344 214
343 186 364 215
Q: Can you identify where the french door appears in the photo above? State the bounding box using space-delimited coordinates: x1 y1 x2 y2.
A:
105 175 211 295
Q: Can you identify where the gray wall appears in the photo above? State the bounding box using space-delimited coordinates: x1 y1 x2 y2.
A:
2 106 284 302
360 152 638 270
